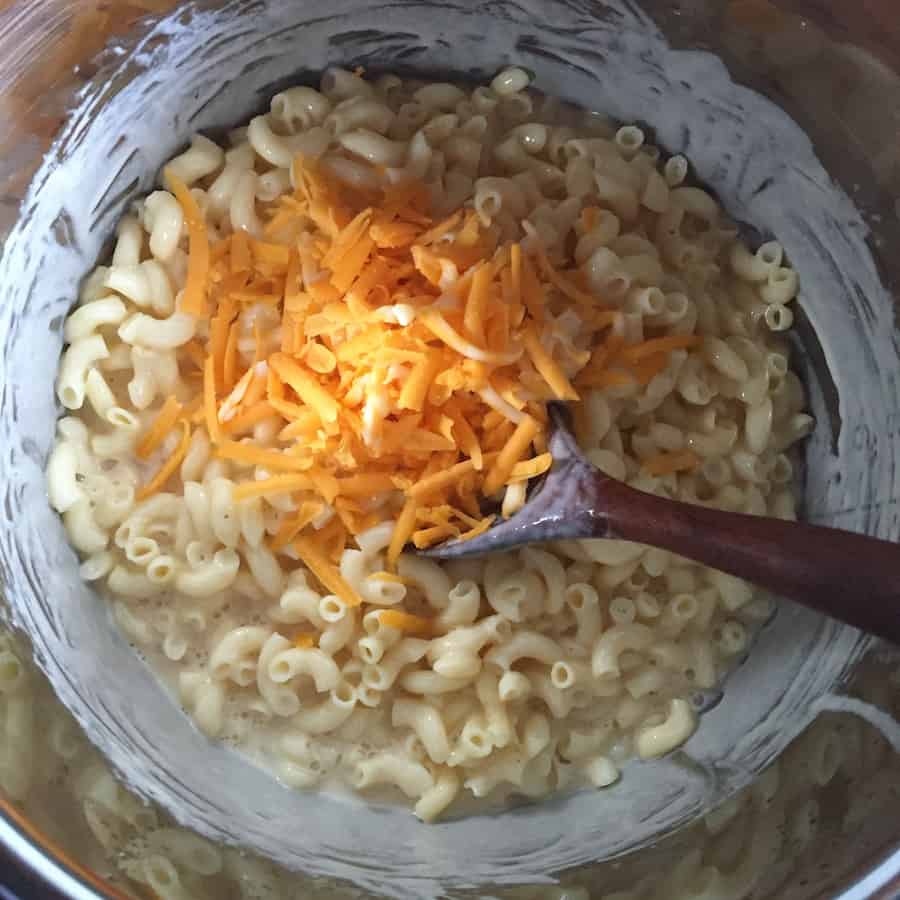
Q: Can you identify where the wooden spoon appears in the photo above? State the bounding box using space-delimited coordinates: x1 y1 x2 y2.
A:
423 403 900 645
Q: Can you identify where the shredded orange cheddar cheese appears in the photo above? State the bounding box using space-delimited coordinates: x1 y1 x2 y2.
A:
458 514 496 542
642 449 702 477
156 152 699 567
412 523 458 549
522 326 580 402
483 415 541 496
136 421 191 501
269 501 325 551
203 355 221 444
508 452 553 483
165 171 209 317
378 609 434 635
136 395 183 460
366 571 410 585
388 498 418 569
222 401 277 436
293 536 364 607
619 334 702 363
232 473 315 502
216 441 313 472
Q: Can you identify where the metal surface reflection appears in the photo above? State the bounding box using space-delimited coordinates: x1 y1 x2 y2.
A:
0 1 897 898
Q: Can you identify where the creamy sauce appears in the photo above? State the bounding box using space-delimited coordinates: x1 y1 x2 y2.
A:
0 1 892 895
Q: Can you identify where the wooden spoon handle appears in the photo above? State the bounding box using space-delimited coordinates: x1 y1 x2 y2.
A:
600 477 900 644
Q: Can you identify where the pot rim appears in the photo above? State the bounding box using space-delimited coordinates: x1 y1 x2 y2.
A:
0 796 130 900
2 795 900 900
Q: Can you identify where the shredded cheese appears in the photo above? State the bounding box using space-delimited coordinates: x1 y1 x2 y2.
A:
232 473 315 501
270 501 325 550
483 415 541 496
337 473 398 496
203 355 221 445
136 395 183 460
522 326 580 402
388 499 418 569
163 152 700 554
410 458 490 500
419 310 523 366
366 571 410 585
231 230 252 274
164 171 209 317
620 334 702 363
642 449 702 477
182 339 206 372
412 523 458 549
508 452 553 483
398 355 442 412
463 263 492 344
293 536 364 607
378 609 434 635
222 401 278 436
577 368 636 389
223 320 240 391
270 353 340 425
458 515 495 541
136 421 191 501
218 441 313 473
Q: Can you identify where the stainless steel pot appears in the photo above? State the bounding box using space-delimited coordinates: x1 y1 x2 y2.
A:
0 2 898 898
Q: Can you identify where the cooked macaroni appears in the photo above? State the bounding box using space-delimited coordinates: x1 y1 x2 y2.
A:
48 66 810 821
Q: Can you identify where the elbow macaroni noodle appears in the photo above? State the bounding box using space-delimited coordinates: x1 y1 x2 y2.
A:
1 620 897 900
48 66 812 821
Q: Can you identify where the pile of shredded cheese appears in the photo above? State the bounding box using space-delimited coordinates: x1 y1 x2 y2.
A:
140 157 701 601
